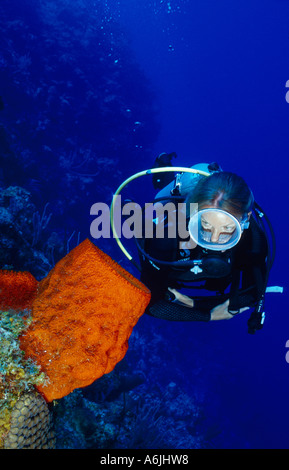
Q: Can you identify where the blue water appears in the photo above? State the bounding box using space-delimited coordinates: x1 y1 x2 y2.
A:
1 0 289 449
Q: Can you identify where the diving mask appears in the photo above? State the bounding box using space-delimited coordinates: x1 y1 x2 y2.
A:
188 208 249 251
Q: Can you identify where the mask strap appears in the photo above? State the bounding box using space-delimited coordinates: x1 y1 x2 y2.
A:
240 215 250 230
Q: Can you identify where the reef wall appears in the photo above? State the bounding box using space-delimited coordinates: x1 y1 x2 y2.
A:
0 0 159 244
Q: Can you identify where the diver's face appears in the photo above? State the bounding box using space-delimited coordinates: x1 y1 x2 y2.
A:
200 211 236 244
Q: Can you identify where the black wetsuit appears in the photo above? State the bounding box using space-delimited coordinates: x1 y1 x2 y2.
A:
140 217 268 321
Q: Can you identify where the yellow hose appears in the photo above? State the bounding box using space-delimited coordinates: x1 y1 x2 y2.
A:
110 167 210 262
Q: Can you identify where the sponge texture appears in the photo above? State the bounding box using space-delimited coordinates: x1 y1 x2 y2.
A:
19 239 151 402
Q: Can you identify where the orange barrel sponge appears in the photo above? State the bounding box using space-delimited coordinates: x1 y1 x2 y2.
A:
0 270 38 311
19 239 151 402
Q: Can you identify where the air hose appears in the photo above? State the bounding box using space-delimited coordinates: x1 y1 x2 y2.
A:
110 167 210 263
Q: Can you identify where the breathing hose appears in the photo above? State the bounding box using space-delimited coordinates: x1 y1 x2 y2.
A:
110 167 210 263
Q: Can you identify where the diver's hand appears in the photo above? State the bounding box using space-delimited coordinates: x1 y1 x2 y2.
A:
167 288 194 308
210 299 250 321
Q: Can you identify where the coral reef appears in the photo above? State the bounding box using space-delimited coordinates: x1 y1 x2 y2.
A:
0 260 206 449
115 384 202 449
52 335 204 449
0 309 50 448
0 186 56 279
0 177 207 451
0 0 159 236
3 391 55 449
19 239 151 402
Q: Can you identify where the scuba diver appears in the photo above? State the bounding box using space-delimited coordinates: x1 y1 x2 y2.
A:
111 153 279 334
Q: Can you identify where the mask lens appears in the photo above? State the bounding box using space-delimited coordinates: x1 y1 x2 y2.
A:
200 229 235 244
188 209 242 251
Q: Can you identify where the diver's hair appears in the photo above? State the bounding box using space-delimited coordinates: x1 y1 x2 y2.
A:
186 171 254 218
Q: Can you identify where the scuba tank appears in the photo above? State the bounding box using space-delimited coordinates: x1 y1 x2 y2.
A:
154 158 221 200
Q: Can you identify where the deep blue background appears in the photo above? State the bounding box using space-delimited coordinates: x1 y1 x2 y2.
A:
111 0 289 448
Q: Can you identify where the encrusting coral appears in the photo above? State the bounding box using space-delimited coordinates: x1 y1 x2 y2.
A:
19 239 151 402
0 309 49 448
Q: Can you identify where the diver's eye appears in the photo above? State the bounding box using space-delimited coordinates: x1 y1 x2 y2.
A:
201 219 211 228
223 226 235 233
